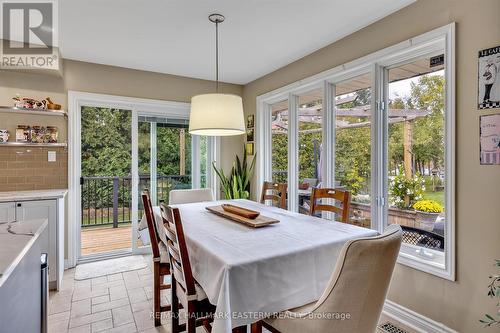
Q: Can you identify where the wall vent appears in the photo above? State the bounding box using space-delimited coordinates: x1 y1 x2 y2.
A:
378 322 409 333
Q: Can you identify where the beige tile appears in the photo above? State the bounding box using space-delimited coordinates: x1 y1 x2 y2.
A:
49 310 71 323
50 298 72 315
92 297 129 313
133 309 155 331
91 318 113 332
69 310 112 328
71 299 91 318
91 276 108 286
137 267 152 275
68 324 91 333
138 326 170 333
109 286 128 301
128 287 148 304
112 304 134 326
73 288 109 302
48 318 69 333
92 295 110 306
131 300 152 313
104 322 137 333
107 273 123 282
50 290 74 304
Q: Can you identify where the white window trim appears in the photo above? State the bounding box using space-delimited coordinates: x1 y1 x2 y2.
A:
256 23 455 280
68 91 219 266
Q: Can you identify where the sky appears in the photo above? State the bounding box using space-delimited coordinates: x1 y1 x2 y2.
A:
389 69 444 99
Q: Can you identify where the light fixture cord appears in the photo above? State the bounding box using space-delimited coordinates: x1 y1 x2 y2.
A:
215 19 219 92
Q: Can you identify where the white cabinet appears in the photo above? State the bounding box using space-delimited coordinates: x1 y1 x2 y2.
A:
1 198 64 290
0 202 15 223
16 200 57 285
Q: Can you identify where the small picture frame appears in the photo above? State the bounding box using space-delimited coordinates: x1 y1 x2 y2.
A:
246 114 255 128
246 128 254 142
480 113 500 165
478 45 500 110
245 142 254 155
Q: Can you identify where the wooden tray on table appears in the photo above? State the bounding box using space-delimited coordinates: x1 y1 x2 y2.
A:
205 205 279 228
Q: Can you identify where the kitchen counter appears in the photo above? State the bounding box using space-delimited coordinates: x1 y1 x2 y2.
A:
0 218 48 287
0 189 67 202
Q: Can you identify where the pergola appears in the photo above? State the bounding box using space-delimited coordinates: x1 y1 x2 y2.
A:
271 97 430 179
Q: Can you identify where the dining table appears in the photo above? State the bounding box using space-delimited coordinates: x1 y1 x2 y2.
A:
148 199 377 333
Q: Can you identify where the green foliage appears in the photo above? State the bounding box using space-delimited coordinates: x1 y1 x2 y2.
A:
213 147 256 199
413 199 443 213
81 107 132 177
389 168 424 209
479 260 500 327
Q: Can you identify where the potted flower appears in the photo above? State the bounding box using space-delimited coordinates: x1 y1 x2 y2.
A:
412 200 443 230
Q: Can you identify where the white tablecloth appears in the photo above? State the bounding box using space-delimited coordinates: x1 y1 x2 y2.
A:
159 199 378 333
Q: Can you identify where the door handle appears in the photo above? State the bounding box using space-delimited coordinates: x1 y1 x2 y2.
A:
17 203 22 207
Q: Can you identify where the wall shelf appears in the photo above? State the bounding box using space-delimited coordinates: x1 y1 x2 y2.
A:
0 106 67 117
0 142 67 148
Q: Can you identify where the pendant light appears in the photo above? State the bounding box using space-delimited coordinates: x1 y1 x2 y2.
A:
189 14 245 136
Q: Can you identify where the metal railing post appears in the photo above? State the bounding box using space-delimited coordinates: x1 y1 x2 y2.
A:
113 177 119 228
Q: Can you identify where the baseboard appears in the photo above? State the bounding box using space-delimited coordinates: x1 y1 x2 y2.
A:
383 300 458 333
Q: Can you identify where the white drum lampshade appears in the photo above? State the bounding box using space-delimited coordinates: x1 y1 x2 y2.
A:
189 93 245 136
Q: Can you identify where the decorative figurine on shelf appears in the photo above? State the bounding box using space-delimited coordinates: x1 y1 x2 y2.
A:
45 97 62 110
0 130 9 143
12 94 47 109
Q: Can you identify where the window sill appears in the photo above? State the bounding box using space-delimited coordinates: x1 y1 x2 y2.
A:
396 243 453 280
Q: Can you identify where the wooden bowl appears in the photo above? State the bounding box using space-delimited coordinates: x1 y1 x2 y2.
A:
221 204 260 219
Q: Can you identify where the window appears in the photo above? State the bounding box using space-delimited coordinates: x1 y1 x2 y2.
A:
271 100 288 183
386 56 448 269
256 24 455 280
335 74 372 228
298 89 323 215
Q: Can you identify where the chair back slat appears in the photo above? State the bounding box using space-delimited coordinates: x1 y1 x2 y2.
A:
310 187 351 223
260 181 287 209
141 191 160 259
171 258 187 290
160 203 197 298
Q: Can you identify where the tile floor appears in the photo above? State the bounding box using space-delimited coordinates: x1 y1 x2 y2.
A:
48 256 182 333
49 255 414 333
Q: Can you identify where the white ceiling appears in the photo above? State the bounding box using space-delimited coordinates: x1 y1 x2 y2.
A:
59 0 415 84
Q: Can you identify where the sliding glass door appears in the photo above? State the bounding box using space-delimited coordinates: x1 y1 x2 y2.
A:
80 106 134 257
135 113 209 250
75 95 214 262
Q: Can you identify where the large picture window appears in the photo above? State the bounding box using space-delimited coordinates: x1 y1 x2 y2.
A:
256 24 455 280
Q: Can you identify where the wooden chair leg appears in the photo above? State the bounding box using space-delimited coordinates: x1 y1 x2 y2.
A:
233 325 248 332
171 277 180 333
187 302 196 333
251 322 262 333
153 262 161 327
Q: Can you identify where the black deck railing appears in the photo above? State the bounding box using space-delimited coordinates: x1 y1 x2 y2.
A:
81 175 191 228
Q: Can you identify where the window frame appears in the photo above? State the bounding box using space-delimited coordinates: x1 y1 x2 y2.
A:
255 24 455 280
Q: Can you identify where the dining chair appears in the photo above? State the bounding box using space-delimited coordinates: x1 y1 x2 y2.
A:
169 188 214 205
161 203 216 333
251 225 402 333
141 191 171 326
260 181 287 209
309 187 351 223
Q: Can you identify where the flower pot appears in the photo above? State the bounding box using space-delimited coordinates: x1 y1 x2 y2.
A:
415 211 439 231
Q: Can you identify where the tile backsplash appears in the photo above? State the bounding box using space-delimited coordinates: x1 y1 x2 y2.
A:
0 146 68 191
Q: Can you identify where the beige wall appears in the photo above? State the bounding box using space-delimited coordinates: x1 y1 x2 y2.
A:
242 0 500 331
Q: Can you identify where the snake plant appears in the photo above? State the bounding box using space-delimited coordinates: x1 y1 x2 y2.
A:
212 147 256 199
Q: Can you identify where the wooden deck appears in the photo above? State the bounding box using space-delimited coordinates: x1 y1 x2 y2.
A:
81 225 138 256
